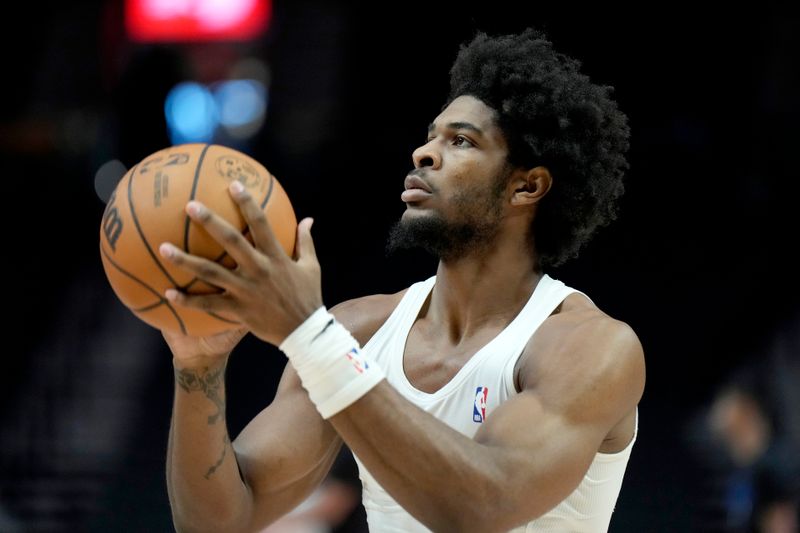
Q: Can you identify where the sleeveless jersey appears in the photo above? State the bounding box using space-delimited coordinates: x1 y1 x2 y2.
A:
355 274 638 532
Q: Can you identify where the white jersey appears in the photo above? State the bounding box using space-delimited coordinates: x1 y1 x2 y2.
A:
356 274 637 532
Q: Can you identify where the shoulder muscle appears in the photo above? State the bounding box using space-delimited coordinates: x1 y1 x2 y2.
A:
522 304 645 427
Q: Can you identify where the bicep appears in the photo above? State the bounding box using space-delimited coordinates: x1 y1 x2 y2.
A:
473 319 643 522
232 362 342 528
474 390 605 519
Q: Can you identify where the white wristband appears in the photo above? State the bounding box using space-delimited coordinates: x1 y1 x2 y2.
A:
279 306 385 419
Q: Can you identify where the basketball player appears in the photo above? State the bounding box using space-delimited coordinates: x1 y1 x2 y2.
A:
159 28 645 532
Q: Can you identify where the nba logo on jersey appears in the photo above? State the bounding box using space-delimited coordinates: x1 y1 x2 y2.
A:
473 386 488 423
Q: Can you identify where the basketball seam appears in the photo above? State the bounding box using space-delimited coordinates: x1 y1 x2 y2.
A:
205 311 240 325
183 143 211 253
134 301 165 313
100 240 163 301
262 172 275 209
100 242 187 334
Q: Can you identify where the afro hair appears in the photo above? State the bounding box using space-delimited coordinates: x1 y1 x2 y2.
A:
447 28 630 269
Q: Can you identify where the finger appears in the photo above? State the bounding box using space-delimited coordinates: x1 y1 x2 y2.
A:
185 200 260 270
165 288 233 314
159 242 241 290
296 217 318 263
228 181 284 258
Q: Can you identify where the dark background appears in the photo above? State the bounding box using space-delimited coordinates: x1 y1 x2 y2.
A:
1 2 798 531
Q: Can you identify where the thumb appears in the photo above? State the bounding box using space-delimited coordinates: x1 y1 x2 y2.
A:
296 217 318 262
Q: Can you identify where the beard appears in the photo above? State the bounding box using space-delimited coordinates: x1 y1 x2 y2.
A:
386 170 508 262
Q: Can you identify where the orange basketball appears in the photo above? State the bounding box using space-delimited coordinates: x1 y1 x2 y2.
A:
99 143 297 337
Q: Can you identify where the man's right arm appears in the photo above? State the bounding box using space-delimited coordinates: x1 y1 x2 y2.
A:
166 292 403 532
168 355 341 533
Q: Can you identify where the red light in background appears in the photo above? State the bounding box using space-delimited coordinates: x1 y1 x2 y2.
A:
125 0 271 42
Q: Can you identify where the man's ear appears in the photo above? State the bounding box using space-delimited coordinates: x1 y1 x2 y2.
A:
510 166 552 206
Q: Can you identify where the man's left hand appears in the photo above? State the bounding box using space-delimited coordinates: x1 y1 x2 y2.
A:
158 180 322 346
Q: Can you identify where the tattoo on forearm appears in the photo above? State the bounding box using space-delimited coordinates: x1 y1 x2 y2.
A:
175 366 226 425
204 434 230 480
175 366 231 480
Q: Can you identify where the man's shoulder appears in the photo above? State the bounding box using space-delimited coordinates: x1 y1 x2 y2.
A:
511 291 645 436
520 292 644 396
330 289 409 346
539 292 640 353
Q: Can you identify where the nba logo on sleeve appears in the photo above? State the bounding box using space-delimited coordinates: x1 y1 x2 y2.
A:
473 386 488 423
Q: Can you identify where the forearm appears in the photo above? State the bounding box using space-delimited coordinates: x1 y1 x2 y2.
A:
167 359 252 532
329 382 513 531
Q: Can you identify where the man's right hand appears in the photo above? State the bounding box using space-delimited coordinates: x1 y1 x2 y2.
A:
163 327 248 368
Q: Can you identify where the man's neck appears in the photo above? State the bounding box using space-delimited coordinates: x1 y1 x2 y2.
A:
427 240 541 345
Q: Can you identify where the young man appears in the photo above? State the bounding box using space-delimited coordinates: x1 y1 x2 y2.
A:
160 28 645 532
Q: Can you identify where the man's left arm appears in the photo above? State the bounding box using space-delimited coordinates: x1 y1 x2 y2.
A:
328 317 644 532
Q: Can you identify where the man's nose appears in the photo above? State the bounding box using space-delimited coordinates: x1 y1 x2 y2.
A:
412 140 441 169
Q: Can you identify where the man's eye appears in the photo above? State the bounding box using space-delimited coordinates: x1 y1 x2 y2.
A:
453 135 471 146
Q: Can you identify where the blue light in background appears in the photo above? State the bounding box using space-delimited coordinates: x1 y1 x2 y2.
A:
215 80 267 128
164 79 268 143
164 82 218 144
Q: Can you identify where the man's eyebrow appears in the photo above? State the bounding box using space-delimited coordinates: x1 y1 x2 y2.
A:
427 121 485 137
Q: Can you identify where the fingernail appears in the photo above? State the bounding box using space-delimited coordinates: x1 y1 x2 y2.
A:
187 201 204 216
229 180 244 195
159 243 174 258
165 289 178 301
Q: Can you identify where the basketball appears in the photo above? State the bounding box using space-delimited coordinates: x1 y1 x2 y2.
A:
99 143 297 337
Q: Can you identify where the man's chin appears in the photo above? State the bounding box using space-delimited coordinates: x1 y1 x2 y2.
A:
387 215 443 257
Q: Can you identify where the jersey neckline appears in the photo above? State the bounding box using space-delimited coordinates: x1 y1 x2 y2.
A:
394 274 559 403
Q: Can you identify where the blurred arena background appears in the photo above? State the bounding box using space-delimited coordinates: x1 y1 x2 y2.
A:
1 2 798 531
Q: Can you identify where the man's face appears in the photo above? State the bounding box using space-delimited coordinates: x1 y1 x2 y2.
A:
387 95 514 261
